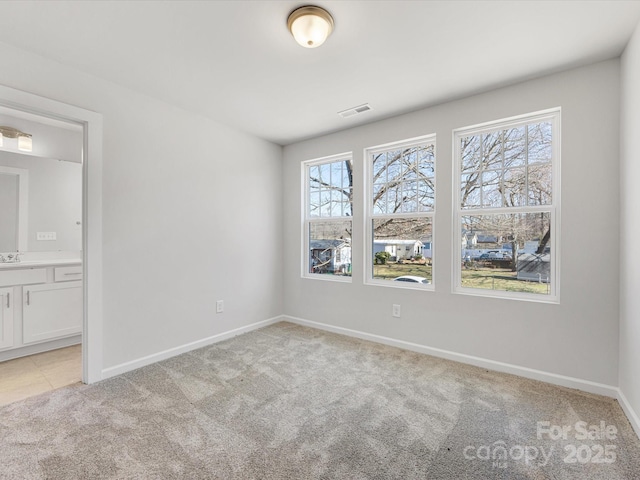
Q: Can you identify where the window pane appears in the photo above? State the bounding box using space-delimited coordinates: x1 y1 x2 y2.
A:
460 213 551 295
373 153 387 184
372 217 433 284
330 161 343 189
461 135 480 171
482 131 502 170
309 220 352 276
528 122 552 164
503 168 527 207
330 190 344 216
384 150 403 213
342 164 352 197
318 163 330 187
386 183 402 213
417 150 434 211
309 191 321 217
342 198 352 217
386 150 403 180
461 173 481 209
417 180 434 212
528 163 552 206
320 190 332 216
481 170 502 208
418 144 435 163
373 183 387 214
309 165 320 193
418 160 435 178
401 180 418 213
503 126 526 168
403 148 418 180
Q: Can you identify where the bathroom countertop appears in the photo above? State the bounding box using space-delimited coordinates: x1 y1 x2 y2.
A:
0 259 82 270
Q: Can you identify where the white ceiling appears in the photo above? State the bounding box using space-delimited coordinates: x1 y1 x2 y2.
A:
0 1 639 146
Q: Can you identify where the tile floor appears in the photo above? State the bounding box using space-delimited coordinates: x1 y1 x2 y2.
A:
0 345 81 406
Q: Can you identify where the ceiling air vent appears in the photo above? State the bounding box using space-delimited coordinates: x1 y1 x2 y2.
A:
338 103 372 119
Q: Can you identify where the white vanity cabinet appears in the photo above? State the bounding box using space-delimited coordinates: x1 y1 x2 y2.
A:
0 287 14 350
23 281 82 345
0 261 82 360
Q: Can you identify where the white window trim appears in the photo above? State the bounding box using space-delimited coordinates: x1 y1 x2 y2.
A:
452 108 561 303
301 152 353 282
364 134 436 291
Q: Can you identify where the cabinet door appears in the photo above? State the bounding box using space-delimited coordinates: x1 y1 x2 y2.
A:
0 287 14 350
23 282 82 345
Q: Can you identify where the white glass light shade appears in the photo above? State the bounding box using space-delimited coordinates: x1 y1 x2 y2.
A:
288 6 334 49
18 134 32 152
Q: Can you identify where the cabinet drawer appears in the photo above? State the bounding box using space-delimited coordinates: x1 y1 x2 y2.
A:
54 266 83 282
0 268 47 287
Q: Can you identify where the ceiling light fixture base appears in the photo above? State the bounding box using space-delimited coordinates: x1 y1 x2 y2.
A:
287 5 334 49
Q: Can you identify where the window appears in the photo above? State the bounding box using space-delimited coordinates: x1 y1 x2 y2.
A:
303 153 353 280
454 109 560 301
365 135 435 288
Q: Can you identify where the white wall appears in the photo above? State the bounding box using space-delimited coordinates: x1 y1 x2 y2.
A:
0 41 283 370
284 60 620 387
620 22 640 429
0 151 82 252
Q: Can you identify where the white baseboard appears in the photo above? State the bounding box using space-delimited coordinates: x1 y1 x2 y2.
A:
98 313 640 440
101 316 283 380
616 388 640 440
283 315 619 399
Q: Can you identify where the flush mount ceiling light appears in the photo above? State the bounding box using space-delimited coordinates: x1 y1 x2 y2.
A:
287 5 334 48
0 126 33 152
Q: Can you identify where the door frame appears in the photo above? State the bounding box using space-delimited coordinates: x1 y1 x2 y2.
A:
0 84 103 384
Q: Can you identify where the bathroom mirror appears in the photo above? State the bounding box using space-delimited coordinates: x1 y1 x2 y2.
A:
0 166 28 253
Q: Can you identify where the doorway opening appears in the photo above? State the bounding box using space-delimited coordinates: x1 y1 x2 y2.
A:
0 107 83 405
0 84 103 403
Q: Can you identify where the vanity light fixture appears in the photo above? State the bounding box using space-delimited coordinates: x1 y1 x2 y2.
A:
0 126 32 152
18 134 32 152
287 5 334 48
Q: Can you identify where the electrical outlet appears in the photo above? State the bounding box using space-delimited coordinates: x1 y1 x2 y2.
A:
392 304 401 318
36 232 57 241
216 300 224 313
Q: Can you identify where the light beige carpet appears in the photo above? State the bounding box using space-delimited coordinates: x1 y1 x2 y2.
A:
1 322 638 479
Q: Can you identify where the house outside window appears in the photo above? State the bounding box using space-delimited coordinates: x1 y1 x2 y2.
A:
303 153 353 281
453 108 560 302
364 135 436 289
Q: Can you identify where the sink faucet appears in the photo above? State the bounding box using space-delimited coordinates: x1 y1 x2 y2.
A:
0 253 21 263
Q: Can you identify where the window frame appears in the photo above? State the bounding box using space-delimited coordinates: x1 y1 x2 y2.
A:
452 108 561 303
364 134 437 290
302 152 353 282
